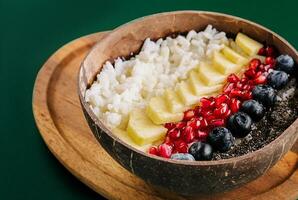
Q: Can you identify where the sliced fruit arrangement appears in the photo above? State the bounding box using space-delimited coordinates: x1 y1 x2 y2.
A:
149 44 296 160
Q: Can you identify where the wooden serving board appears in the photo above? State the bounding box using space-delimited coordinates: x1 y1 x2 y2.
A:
33 32 298 200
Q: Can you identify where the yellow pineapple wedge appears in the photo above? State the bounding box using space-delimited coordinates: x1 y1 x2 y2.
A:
213 52 241 75
146 96 183 125
188 70 223 96
198 62 227 86
222 46 249 65
127 108 167 145
235 33 263 56
176 81 202 106
164 89 186 113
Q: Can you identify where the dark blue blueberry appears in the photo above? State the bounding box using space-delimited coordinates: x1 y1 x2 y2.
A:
267 70 289 89
188 142 213 161
227 112 252 138
171 153 195 161
240 100 265 121
276 54 295 74
252 85 276 107
207 127 234 152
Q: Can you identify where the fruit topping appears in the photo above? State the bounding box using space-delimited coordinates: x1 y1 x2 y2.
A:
171 153 195 161
240 100 265 121
252 85 276 107
276 54 295 74
158 143 173 158
267 70 289 89
148 146 159 156
235 33 263 56
227 112 252 137
188 142 213 161
207 127 235 152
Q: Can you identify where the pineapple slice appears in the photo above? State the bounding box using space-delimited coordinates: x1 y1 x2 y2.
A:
176 81 202 106
213 52 241 75
127 108 167 145
164 89 185 113
189 71 223 96
222 46 249 65
198 62 227 86
235 33 263 56
146 96 183 125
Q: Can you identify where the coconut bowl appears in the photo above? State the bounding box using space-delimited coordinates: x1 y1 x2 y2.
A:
78 11 298 195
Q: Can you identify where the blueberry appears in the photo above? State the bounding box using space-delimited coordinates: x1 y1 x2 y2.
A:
171 153 195 161
276 54 295 74
207 127 234 152
188 142 213 160
240 100 265 121
227 112 252 137
252 85 276 107
267 70 289 89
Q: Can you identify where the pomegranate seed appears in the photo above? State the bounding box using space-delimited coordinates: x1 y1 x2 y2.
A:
249 58 261 70
242 84 250 90
187 118 201 129
230 98 241 113
245 69 256 78
183 109 195 121
241 91 252 100
213 103 229 118
200 97 215 109
164 122 175 130
264 65 272 72
240 77 248 84
184 127 195 143
227 73 239 83
149 146 159 155
197 130 208 141
201 109 212 118
223 82 235 94
210 119 225 127
176 121 186 129
258 64 265 72
229 88 242 98
168 128 180 140
215 94 230 107
254 75 267 84
199 118 208 128
222 109 232 119
174 140 188 153
206 114 216 123
236 82 243 89
265 56 275 66
158 144 172 158
194 106 201 116
258 47 266 56
266 46 276 57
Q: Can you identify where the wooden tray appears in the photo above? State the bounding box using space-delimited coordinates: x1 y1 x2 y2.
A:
33 32 298 200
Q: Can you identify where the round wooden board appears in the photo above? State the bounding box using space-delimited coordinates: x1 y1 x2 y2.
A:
33 32 298 200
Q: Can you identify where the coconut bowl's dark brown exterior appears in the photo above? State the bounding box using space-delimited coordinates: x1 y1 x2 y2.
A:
78 11 298 195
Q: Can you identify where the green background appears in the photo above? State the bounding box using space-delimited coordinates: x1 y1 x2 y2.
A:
1 0 297 199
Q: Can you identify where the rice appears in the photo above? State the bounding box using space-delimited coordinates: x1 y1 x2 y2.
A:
85 25 228 128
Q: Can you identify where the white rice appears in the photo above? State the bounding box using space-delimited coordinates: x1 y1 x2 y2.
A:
85 25 228 128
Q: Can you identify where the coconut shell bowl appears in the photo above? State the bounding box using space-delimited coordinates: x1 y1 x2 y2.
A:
78 11 298 195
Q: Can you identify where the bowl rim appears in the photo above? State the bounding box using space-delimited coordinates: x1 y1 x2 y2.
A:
78 10 298 166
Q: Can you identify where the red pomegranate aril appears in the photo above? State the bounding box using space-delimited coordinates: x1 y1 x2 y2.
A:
213 103 228 118
194 106 202 116
265 56 275 65
197 130 208 141
174 140 188 153
264 65 272 72
206 114 216 123
201 109 212 118
258 64 265 72
187 118 201 129
266 46 276 57
254 75 267 84
249 58 261 70
200 118 208 128
244 69 256 78
230 98 241 113
210 119 225 127
158 144 172 158
227 73 239 83
183 109 195 121
164 122 176 130
148 146 159 155
168 128 180 140
223 82 235 94
176 121 186 129
229 88 242 98
242 91 252 100
200 97 212 109
215 94 230 107
240 77 248 84
164 136 174 147
258 47 266 56
242 84 250 90
236 82 243 89
184 127 196 143
222 109 232 119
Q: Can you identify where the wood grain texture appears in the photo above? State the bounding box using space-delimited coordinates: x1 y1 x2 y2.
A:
32 32 298 200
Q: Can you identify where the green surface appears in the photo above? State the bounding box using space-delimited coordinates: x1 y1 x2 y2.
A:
1 0 297 199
